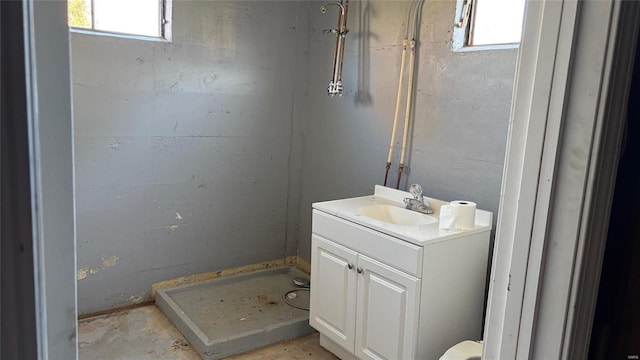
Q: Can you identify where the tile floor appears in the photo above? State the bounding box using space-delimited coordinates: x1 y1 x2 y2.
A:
78 305 338 360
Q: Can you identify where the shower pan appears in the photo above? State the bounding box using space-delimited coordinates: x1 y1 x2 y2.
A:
156 266 313 360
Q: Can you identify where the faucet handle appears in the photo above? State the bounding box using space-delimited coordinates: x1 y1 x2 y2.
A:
409 184 423 199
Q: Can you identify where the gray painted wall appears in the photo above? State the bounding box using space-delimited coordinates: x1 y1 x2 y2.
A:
294 0 518 260
72 0 517 313
72 1 305 314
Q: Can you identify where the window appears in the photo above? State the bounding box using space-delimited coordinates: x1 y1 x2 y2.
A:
68 0 171 39
453 0 526 50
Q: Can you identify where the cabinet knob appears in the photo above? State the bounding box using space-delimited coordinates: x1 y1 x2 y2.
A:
347 263 354 270
357 267 363 274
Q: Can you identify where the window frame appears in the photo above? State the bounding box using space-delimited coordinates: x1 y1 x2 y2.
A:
68 0 172 42
452 0 521 52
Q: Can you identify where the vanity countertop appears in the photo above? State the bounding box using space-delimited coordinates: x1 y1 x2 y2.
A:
312 185 492 246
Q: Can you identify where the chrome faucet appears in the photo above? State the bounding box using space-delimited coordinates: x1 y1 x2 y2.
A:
403 184 433 214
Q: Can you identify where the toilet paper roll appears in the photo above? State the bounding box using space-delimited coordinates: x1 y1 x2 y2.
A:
439 200 477 230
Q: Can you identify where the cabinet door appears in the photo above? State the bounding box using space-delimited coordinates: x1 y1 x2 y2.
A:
310 234 358 352
355 254 421 360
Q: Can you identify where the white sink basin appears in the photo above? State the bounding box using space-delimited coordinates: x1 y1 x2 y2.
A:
357 204 438 226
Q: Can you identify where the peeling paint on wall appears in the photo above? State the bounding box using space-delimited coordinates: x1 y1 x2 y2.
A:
125 294 145 305
101 255 119 268
77 256 118 281
77 267 100 281
77 269 87 280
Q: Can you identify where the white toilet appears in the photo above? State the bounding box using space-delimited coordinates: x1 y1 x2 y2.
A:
439 340 483 360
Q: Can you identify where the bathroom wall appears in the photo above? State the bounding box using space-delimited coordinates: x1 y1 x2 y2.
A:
294 0 518 260
72 0 518 314
72 1 306 314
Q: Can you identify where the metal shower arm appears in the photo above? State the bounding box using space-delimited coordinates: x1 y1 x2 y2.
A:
321 0 349 97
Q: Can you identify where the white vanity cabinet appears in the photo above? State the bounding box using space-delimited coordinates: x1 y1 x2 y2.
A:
310 189 491 360
310 234 420 360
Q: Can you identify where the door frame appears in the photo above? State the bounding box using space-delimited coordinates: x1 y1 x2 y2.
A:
0 0 77 358
483 0 640 358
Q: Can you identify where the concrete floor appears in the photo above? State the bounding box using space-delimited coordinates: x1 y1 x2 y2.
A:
78 305 338 359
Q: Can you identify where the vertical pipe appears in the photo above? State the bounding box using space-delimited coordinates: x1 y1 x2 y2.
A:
399 39 416 166
397 39 416 189
337 0 350 86
385 0 419 186
396 0 424 188
333 34 343 92
396 164 404 189
384 162 392 186
385 38 409 186
324 1 347 95
330 6 342 92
